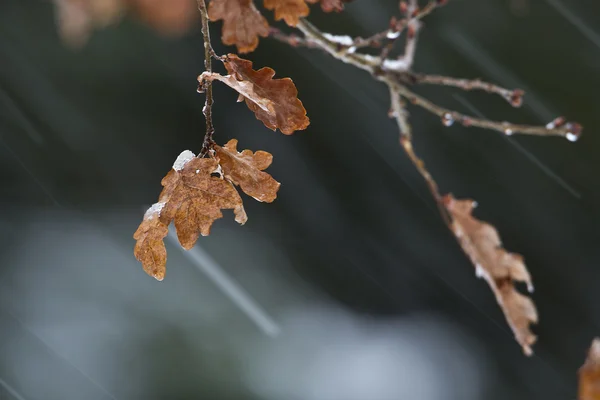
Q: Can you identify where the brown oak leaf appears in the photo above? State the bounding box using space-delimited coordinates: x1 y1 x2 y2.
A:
53 0 125 47
208 0 269 53
264 0 310 26
129 0 198 37
198 54 309 134
215 139 281 202
443 194 538 355
580 338 600 400
53 0 197 47
134 150 247 280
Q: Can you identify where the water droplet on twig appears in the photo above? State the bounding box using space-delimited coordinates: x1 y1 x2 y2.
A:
441 113 454 126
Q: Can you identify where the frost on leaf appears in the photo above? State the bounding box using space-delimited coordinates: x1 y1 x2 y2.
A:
199 54 309 134
263 0 310 26
580 338 600 400
208 0 269 54
215 139 280 202
443 194 538 355
134 151 247 280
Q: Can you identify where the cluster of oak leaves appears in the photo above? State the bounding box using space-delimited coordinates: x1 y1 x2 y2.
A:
54 0 583 361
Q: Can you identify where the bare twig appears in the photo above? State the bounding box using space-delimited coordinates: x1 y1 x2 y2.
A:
389 86 451 225
197 0 217 156
352 0 446 51
295 19 380 72
394 83 581 139
269 27 321 48
407 73 523 106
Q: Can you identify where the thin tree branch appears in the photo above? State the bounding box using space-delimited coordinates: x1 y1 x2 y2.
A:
407 73 523 106
197 0 217 156
295 19 379 72
389 86 451 225
269 27 321 48
291 17 581 141
393 83 581 139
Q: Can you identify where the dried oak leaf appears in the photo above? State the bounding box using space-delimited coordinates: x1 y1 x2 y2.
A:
199 54 309 134
580 338 600 400
134 151 247 280
129 0 198 37
215 139 280 202
53 0 197 47
263 0 310 26
443 194 538 355
53 0 125 47
208 0 269 53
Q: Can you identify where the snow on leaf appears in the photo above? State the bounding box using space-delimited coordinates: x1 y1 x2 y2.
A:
215 139 281 203
134 152 247 280
172 150 196 171
580 338 600 400
198 54 309 134
443 194 538 355
263 0 310 26
208 0 269 54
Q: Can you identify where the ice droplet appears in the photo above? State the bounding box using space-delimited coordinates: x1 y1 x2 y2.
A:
441 113 454 127
566 132 579 142
504 128 513 136
475 264 485 278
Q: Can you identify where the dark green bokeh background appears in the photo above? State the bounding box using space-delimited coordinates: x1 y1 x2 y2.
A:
1 0 599 399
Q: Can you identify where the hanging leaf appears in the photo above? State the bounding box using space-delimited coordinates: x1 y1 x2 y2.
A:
133 150 246 280
208 0 269 53
263 0 310 26
580 338 600 400
198 54 309 134
215 139 280 202
443 194 538 355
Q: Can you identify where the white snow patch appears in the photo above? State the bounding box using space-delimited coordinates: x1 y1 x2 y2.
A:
212 164 223 177
386 30 401 39
172 150 196 171
323 33 354 46
382 58 410 72
144 202 166 220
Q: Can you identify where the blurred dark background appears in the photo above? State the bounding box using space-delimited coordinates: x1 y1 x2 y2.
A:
1 0 600 399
